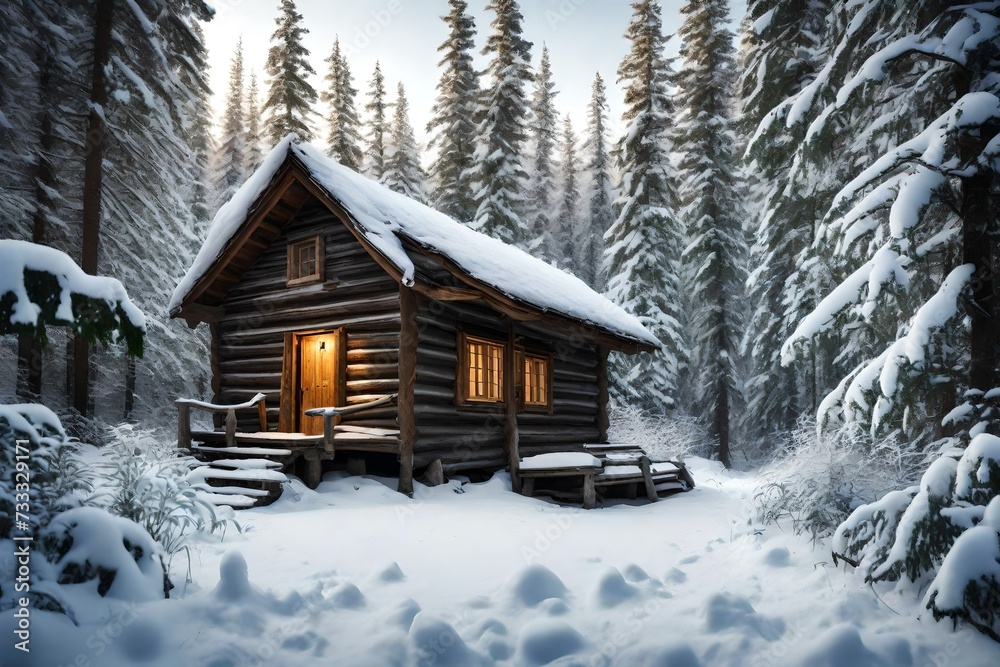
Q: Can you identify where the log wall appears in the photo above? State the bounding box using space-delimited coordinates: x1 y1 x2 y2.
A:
216 198 401 432
412 299 603 472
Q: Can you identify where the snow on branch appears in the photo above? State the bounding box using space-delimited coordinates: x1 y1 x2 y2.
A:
830 92 1000 214
814 265 975 434
0 239 146 356
782 259 874 364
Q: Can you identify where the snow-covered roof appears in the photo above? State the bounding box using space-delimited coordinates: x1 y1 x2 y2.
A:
170 136 658 349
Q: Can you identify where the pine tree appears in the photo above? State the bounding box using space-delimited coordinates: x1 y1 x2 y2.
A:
381 83 427 204
262 0 317 144
468 0 533 247
363 62 388 180
245 70 264 172
580 72 616 290
674 0 746 467
604 0 685 414
426 0 480 223
526 45 559 261
739 0 834 444
772 0 1000 640
322 38 363 171
213 38 246 212
553 114 579 268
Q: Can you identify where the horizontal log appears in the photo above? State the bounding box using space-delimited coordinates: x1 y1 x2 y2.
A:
347 348 399 363
347 363 398 380
346 378 399 393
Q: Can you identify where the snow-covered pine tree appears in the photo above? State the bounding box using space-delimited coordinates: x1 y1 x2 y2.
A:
363 62 388 180
580 72 616 290
552 114 579 269
322 38 363 171
739 0 834 444
468 0 533 247
89 0 214 421
781 0 1000 640
1 1 86 402
426 0 480 223
180 19 214 230
263 0 317 144
213 38 246 212
674 0 746 467
604 0 686 414
526 45 559 261
381 83 428 204
245 70 264 172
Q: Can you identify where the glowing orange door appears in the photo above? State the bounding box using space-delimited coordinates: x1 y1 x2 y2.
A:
299 333 339 435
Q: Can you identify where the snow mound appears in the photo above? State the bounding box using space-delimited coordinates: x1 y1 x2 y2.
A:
665 567 688 583
789 624 895 667
623 563 651 581
391 598 422 630
377 561 406 583
762 546 791 567
594 567 640 608
517 618 587 665
328 582 366 609
613 641 702 667
539 597 571 616
508 564 569 607
214 551 251 601
409 613 486 666
704 592 785 641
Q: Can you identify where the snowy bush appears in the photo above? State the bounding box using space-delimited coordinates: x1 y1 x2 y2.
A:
925 497 1000 642
39 506 167 604
0 404 92 540
608 406 709 461
97 423 241 581
833 390 1000 640
754 421 926 542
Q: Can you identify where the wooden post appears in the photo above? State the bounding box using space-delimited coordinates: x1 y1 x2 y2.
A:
597 346 610 443
306 453 322 489
504 319 521 491
639 456 658 503
322 413 340 453
225 409 236 446
582 472 596 510
520 477 535 497
177 403 191 449
397 285 418 495
257 397 268 432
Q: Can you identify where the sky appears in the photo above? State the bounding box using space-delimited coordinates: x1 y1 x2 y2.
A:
202 0 745 152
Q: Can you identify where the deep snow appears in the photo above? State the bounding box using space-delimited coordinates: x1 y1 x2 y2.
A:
4 457 999 667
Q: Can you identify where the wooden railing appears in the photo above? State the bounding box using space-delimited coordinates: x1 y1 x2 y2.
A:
304 393 398 453
176 393 268 448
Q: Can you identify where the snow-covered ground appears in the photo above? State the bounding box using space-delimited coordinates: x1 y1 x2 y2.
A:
5 458 999 667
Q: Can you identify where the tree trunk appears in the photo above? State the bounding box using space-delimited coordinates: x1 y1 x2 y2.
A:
74 0 115 416
16 41 61 403
961 124 1000 394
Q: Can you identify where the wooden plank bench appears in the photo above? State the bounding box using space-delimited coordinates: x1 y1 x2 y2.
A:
518 452 604 509
587 444 695 500
518 445 695 509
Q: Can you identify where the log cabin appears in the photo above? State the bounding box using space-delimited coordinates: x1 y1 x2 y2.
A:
169 136 660 498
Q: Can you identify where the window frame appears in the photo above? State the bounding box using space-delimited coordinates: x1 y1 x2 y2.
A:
456 331 506 406
286 234 325 287
517 347 554 414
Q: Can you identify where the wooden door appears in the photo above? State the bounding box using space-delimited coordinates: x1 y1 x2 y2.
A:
298 332 340 435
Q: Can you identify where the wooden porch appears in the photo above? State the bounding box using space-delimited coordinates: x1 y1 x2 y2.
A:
177 393 400 502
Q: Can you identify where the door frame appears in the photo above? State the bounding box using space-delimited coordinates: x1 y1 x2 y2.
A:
279 327 347 432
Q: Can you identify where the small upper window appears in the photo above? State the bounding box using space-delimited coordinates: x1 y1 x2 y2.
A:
287 236 323 285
